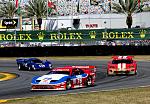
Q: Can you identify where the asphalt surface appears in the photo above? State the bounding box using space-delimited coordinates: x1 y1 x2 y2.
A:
0 60 150 99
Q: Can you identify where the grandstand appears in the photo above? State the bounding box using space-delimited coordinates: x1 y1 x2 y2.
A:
49 0 111 16
1 0 149 30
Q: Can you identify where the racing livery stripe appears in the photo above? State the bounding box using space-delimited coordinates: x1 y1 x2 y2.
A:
0 72 17 81
118 63 121 71
122 63 126 69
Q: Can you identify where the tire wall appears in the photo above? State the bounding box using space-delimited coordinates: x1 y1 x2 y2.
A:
0 46 149 57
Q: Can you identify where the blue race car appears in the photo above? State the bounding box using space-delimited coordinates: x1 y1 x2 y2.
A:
16 58 52 71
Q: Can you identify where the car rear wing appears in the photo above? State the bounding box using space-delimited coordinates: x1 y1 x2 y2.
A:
64 66 96 72
112 56 134 60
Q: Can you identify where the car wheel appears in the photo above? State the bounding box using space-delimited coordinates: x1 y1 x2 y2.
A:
66 80 72 90
28 66 32 71
107 71 115 76
135 70 137 75
107 70 111 76
18 64 22 70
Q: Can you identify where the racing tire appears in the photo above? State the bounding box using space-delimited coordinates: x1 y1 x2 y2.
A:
107 70 111 76
66 79 72 90
107 72 112 76
107 71 115 76
18 64 22 70
135 70 137 75
28 66 32 71
86 76 94 87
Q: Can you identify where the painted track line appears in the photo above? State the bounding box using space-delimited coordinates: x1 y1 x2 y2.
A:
0 72 17 81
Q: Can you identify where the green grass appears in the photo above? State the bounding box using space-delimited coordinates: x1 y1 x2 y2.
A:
0 74 5 79
4 87 150 104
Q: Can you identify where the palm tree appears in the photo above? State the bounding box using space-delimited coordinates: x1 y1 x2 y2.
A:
25 0 47 30
112 0 144 28
142 0 150 12
0 0 18 18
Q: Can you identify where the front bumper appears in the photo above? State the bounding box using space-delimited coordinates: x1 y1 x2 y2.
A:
108 69 136 75
31 84 66 90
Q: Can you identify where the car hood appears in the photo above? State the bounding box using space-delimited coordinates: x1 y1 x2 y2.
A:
36 74 69 84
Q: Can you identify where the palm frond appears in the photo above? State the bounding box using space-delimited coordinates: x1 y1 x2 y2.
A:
112 0 145 28
119 0 126 13
112 3 124 14
25 0 47 18
112 0 144 15
0 1 18 18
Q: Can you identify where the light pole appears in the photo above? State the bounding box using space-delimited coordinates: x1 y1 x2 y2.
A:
14 29 16 47
104 21 107 32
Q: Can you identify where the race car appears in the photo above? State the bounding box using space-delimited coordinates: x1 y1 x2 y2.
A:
107 56 137 75
16 58 52 70
31 66 96 90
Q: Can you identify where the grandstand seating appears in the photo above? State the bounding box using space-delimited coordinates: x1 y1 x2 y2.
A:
50 0 111 16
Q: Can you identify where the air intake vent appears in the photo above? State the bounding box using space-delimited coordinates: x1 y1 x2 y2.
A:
50 80 58 82
36 80 41 82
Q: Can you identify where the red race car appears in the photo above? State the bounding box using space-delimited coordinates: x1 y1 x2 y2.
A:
107 56 137 75
31 66 96 90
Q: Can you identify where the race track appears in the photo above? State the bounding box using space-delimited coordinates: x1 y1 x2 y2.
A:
0 60 150 99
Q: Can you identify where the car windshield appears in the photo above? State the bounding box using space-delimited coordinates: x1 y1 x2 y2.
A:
112 60 133 64
31 59 42 63
47 71 70 75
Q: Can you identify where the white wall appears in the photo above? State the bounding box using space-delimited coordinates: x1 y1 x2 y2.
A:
20 12 150 30
46 12 150 30
78 12 150 29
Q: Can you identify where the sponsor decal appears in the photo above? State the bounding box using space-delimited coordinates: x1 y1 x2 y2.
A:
49 32 83 40
89 31 96 39
0 34 32 41
0 29 149 41
39 64 45 67
86 24 98 28
102 32 134 39
139 29 146 38
37 32 45 41
42 78 52 83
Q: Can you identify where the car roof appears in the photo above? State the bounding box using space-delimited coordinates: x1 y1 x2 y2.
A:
112 56 133 60
29 58 39 60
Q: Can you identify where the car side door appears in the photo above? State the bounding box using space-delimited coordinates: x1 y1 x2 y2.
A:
71 68 85 86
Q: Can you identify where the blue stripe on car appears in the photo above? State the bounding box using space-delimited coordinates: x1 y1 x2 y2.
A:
32 76 41 84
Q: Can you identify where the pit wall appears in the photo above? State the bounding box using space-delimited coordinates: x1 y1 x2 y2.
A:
0 46 149 57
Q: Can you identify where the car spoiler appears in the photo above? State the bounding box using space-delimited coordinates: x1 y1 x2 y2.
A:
64 66 96 72
112 56 134 60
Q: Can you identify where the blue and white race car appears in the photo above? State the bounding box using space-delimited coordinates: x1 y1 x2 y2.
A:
31 66 96 90
16 58 52 71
